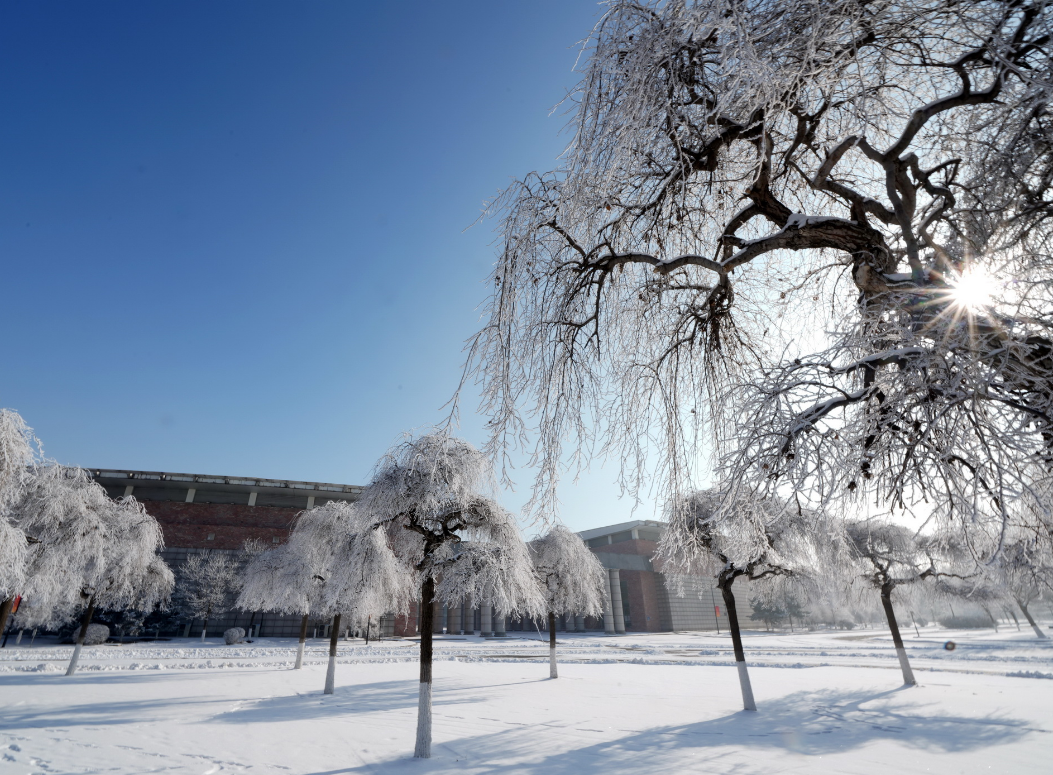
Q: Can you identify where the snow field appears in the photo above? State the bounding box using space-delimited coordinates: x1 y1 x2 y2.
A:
1 629 1051 774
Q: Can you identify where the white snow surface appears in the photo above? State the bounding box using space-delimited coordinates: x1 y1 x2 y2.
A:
1 627 1051 773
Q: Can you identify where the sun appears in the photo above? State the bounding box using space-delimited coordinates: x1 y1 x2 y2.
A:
948 267 993 311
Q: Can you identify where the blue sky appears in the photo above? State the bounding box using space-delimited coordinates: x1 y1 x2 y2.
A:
0 1 659 532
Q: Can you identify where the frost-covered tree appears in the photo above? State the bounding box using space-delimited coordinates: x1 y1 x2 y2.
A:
529 525 606 678
355 430 542 758
182 550 241 642
238 543 310 666
990 538 1053 639
239 501 412 688
841 520 975 685
465 0 1053 555
659 488 823 711
35 489 174 675
9 463 172 674
0 409 43 632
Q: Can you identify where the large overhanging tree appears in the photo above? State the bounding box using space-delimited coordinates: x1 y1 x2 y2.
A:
467 0 1053 537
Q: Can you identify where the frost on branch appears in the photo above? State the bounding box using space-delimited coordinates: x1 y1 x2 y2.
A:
466 0 1053 530
357 430 543 617
0 409 43 600
182 550 242 635
12 466 172 630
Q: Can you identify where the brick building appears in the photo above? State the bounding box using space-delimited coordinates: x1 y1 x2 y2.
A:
90 469 383 637
92 469 749 638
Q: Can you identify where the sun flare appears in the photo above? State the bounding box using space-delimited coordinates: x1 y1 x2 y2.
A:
949 267 994 311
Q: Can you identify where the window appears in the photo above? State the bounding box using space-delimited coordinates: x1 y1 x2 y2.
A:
206 533 215 541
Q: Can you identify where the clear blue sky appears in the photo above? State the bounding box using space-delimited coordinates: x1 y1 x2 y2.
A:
0 0 659 532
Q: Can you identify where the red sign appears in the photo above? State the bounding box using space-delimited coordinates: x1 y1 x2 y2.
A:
714 605 720 616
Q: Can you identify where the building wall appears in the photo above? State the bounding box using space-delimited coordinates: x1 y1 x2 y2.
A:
149 502 298 550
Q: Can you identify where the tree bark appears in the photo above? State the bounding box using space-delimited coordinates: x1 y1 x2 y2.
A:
295 613 309 669
548 611 558 679
1016 599 1048 639
324 613 341 693
201 604 212 643
718 572 756 711
66 599 96 676
879 583 916 685
415 577 435 758
0 598 14 643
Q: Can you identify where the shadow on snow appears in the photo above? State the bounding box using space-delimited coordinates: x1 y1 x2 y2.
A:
316 685 1044 775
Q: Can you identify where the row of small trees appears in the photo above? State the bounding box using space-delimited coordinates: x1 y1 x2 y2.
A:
0 409 173 674
235 429 608 759
658 487 1053 711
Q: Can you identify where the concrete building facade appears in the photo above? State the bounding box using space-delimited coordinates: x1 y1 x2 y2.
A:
91 469 748 638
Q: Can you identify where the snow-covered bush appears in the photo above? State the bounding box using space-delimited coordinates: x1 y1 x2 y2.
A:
71 623 110 645
223 627 245 645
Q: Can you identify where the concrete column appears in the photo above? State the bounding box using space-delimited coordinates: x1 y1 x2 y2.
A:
609 569 626 634
248 491 258 506
480 604 493 637
432 601 444 634
449 601 462 635
306 495 316 508
185 488 196 503
602 572 616 634
494 611 506 637
575 615 586 632
123 485 134 497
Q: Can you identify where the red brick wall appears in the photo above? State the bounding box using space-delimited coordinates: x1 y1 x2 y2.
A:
620 569 663 632
144 502 301 550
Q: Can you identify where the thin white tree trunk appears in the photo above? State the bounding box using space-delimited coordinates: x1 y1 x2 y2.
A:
547 611 558 679
324 653 337 694
295 613 309 670
200 629 206 642
414 682 432 758
65 643 83 676
895 647 916 685
736 661 757 711
324 613 341 694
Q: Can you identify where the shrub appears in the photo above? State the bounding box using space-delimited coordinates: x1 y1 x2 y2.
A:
71 623 110 645
224 627 246 645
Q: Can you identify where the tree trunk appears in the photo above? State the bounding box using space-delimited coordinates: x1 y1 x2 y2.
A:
718 572 756 711
201 605 212 643
0 598 14 643
415 577 435 758
1016 599 1048 639
1007 607 1021 631
295 613 309 669
879 583 916 685
980 605 998 632
324 613 341 694
66 599 96 676
548 611 558 679
365 614 371 646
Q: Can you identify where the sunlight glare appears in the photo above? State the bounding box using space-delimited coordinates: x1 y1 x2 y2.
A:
949 267 993 311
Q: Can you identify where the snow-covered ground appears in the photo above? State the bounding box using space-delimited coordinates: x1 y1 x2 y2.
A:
2 627 1051 773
